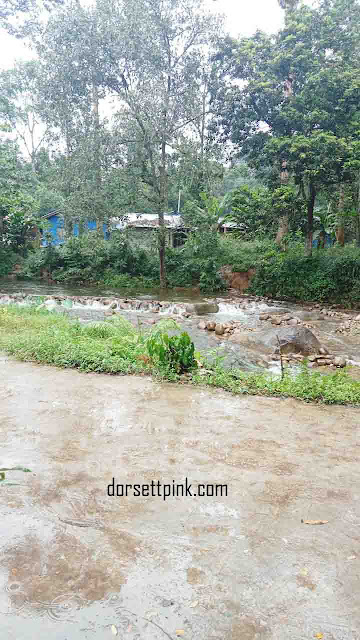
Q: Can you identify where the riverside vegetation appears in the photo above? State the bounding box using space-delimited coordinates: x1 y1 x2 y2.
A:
1 305 360 406
17 233 360 305
3 0 360 301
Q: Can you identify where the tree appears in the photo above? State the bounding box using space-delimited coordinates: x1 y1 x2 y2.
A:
93 0 223 286
0 135 40 253
0 0 64 36
0 61 53 174
212 0 360 254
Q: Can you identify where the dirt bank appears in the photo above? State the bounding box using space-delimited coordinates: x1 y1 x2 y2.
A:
1 356 360 638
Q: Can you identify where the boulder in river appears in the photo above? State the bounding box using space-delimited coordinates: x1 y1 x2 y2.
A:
185 302 219 315
215 323 225 335
270 326 322 355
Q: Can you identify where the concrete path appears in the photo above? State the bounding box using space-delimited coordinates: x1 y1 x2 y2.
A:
1 356 360 639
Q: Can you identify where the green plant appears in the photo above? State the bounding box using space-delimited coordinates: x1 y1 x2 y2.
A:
248 243 360 304
146 330 197 374
1 306 360 404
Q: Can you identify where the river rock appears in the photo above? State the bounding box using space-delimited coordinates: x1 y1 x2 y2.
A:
185 302 219 315
198 321 207 330
206 321 216 331
271 317 282 325
110 302 117 309
319 345 330 355
259 313 270 320
215 323 225 335
334 356 347 367
272 326 322 356
287 318 299 326
316 358 327 366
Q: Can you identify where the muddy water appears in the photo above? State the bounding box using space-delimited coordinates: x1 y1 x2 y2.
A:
0 279 209 302
2 279 360 371
1 357 360 639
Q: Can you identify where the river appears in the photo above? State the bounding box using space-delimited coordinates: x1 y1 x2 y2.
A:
1 278 360 373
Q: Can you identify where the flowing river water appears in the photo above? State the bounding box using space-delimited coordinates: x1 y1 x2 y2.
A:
1 279 360 373
1 280 360 638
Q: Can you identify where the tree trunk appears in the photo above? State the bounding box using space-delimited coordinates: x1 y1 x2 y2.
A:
275 71 293 248
336 184 345 246
275 215 289 245
357 172 360 247
92 81 103 237
306 182 316 256
275 160 290 248
159 140 168 288
199 82 207 192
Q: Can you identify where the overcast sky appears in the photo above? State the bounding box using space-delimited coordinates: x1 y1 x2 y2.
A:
0 0 284 69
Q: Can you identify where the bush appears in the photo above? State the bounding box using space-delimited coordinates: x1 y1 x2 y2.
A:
0 247 18 276
147 330 196 374
248 244 360 304
22 233 159 285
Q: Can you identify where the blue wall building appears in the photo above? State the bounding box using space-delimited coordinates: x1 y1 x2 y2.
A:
40 211 108 247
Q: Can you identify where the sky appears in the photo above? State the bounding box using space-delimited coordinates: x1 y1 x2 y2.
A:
0 0 284 69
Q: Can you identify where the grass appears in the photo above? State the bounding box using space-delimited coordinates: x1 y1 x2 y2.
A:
1 305 360 405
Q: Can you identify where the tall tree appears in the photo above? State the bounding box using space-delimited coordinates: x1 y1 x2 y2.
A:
212 0 360 254
0 61 53 174
95 0 223 286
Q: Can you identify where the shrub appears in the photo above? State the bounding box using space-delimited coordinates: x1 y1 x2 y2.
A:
0 247 18 276
248 244 360 304
146 330 196 374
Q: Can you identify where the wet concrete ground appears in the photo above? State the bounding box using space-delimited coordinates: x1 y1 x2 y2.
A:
1 356 360 639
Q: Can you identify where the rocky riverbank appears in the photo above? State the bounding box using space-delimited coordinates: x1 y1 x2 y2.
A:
1 290 360 373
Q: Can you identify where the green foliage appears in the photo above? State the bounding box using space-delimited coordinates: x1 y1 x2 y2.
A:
248 244 360 304
182 192 226 231
219 236 278 272
166 230 227 292
0 192 40 253
194 363 360 405
22 233 159 284
224 185 272 236
213 0 360 250
146 330 196 374
0 305 195 378
0 246 18 276
1 305 360 405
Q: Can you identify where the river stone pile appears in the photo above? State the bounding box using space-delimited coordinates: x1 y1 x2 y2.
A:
272 352 348 368
0 293 192 316
197 320 255 335
336 314 360 335
259 312 314 329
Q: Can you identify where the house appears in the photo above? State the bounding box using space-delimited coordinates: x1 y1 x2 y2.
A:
40 211 108 247
218 217 247 234
110 212 245 247
110 212 188 248
40 210 244 248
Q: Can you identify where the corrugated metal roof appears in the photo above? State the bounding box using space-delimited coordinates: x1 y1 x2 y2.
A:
110 213 186 229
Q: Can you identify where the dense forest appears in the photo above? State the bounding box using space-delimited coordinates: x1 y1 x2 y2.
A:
1 0 360 302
